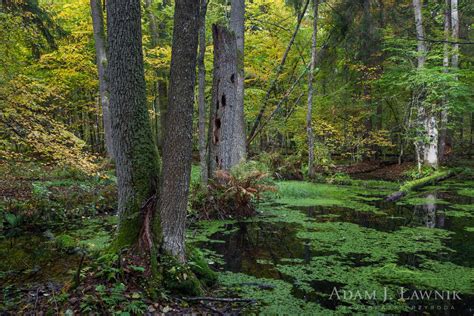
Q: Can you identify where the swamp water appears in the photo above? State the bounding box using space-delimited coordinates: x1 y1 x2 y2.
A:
189 179 474 315
1 179 473 314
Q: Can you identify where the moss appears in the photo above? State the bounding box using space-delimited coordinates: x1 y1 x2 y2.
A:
55 234 77 251
109 213 141 252
187 247 218 287
399 169 452 193
161 254 203 296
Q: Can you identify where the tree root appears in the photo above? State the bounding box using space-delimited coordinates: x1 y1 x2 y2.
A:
138 194 157 254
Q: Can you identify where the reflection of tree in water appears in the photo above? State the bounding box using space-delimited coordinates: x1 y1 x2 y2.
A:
208 221 309 279
409 193 446 229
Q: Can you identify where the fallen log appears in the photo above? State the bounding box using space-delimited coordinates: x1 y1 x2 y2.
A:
385 169 456 202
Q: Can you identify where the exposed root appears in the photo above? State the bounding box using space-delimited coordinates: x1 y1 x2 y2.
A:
138 194 157 254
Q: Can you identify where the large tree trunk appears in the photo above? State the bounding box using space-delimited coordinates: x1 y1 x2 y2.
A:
229 0 246 160
209 24 243 174
197 0 209 186
306 0 319 179
412 0 438 169
160 0 200 261
439 0 451 162
90 0 113 159
107 0 161 252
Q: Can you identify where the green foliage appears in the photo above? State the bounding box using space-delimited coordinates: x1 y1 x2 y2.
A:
79 282 147 314
55 234 77 252
191 161 275 219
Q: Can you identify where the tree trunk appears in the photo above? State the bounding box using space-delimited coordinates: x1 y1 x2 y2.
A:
412 0 438 168
197 0 209 186
90 0 113 159
413 0 427 70
230 0 247 160
144 0 168 155
451 0 459 69
160 0 200 261
439 0 451 162
107 0 161 252
209 24 244 174
306 0 319 179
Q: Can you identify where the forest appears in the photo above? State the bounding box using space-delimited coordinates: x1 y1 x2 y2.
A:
0 0 474 314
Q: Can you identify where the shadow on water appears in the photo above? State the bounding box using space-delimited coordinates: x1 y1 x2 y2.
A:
197 180 474 315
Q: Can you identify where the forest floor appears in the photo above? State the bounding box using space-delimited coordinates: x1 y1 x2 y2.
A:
1 160 474 314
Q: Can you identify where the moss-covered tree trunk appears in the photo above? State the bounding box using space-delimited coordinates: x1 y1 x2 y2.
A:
160 0 200 262
107 0 161 251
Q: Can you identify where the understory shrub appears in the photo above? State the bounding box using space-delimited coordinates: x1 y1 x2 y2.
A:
190 161 275 220
257 151 304 180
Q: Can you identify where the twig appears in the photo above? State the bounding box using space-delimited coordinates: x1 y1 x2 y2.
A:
73 252 86 288
200 302 225 315
184 297 257 303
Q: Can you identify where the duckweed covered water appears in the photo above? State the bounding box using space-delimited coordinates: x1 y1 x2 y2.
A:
2 178 473 314
189 179 474 315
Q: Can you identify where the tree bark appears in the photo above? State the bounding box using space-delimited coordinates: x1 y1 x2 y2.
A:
230 0 246 160
209 24 243 174
197 0 209 186
306 0 319 179
439 0 451 162
413 0 427 70
90 0 113 159
451 0 459 69
107 0 161 251
412 0 438 169
160 0 200 261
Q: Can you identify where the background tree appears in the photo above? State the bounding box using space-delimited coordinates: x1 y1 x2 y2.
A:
90 0 113 159
306 0 319 178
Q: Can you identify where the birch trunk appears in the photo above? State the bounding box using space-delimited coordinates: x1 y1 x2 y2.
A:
412 0 438 168
439 0 451 162
197 0 209 186
306 0 319 178
90 0 113 159
160 0 200 261
451 0 459 69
